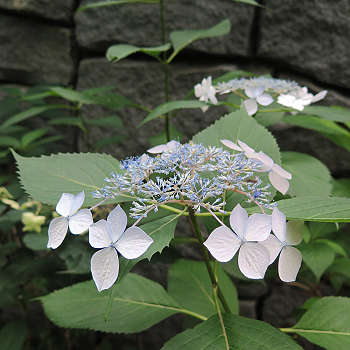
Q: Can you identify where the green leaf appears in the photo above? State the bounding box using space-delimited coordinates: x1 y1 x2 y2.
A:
289 296 350 350
327 258 350 280
106 43 171 62
232 0 262 5
162 313 302 349
12 150 131 206
281 152 332 197
22 232 49 251
148 123 184 146
332 178 350 198
299 241 335 280
20 128 50 148
77 0 162 11
39 273 190 333
168 260 239 318
303 106 350 123
85 116 123 129
0 321 28 350
169 19 231 63
315 239 347 258
0 105 67 130
50 87 97 104
273 196 350 222
140 100 207 125
91 93 137 110
0 136 21 149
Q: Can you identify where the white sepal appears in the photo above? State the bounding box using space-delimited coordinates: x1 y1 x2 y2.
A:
278 246 302 282
47 217 69 249
269 171 290 195
204 226 241 262
271 207 287 242
68 208 93 235
89 219 111 249
69 191 85 216
243 99 258 115
238 242 270 279
116 226 154 259
229 204 248 240
56 193 75 217
244 213 271 242
260 234 283 264
91 247 120 292
107 205 127 242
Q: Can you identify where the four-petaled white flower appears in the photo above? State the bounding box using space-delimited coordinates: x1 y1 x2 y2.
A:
260 207 303 282
89 205 153 292
47 191 93 249
277 87 327 112
204 204 271 279
147 140 179 154
254 151 292 195
243 86 274 116
194 76 218 112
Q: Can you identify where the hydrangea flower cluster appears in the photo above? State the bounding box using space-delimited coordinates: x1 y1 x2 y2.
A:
93 141 280 219
194 76 327 115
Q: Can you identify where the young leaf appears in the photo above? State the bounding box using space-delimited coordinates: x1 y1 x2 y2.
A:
106 43 171 63
287 296 350 350
39 273 200 334
168 19 231 63
12 151 131 206
281 152 332 197
161 313 302 349
140 100 207 126
168 259 239 318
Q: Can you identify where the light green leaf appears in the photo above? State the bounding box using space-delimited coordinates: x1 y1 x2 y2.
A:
39 273 196 334
303 106 350 123
77 0 162 11
255 101 285 127
168 260 239 318
106 43 171 62
327 259 350 280
50 87 97 104
332 178 350 198
12 150 131 206
162 313 302 349
281 152 332 197
0 321 28 350
140 100 207 125
299 241 335 280
315 239 347 258
168 19 231 63
288 296 350 350
273 196 350 222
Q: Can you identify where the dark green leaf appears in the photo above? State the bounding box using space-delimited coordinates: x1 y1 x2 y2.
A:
303 106 350 123
20 128 50 148
0 321 28 350
94 135 127 150
0 136 21 149
78 0 162 12
86 116 123 129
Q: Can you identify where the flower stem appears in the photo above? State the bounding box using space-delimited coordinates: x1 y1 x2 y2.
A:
187 206 231 314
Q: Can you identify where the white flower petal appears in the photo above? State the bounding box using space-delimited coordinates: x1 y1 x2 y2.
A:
115 226 153 259
68 209 93 235
238 243 270 279
147 144 168 154
208 89 218 105
56 193 75 217
291 100 307 111
47 216 69 249
244 86 255 98
244 213 272 242
269 171 290 195
220 139 242 151
230 204 248 240
312 90 327 103
194 83 204 98
237 140 256 155
166 140 179 149
69 191 85 216
91 247 119 292
243 99 258 115
272 163 292 180
271 207 287 242
89 219 111 248
256 93 274 106
260 234 283 264
277 94 295 107
278 246 302 282
285 220 303 246
107 205 127 242
204 226 241 262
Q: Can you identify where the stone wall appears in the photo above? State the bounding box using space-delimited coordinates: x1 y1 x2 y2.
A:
1 1 349 347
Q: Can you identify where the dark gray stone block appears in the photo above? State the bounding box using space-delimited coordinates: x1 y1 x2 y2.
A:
258 0 350 88
0 0 75 23
75 0 255 57
76 57 232 158
0 13 75 85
